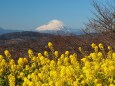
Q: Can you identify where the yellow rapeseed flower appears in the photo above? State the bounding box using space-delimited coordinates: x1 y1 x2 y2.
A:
108 46 112 50
44 51 49 57
0 55 3 61
28 49 34 58
98 52 103 57
4 50 11 58
78 47 82 52
54 51 59 57
38 53 42 57
91 43 96 48
98 43 104 49
109 84 115 86
48 42 53 48
8 74 15 86
94 46 98 52
65 51 69 55
18 58 24 66
1 42 115 85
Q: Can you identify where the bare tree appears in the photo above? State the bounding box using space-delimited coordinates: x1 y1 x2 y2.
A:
85 0 115 33
84 0 115 46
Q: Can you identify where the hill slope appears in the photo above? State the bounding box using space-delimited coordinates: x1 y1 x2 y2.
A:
0 31 114 59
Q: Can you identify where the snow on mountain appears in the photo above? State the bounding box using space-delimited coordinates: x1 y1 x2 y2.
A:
35 20 64 31
35 19 84 35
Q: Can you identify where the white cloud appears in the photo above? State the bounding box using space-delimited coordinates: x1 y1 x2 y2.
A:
35 20 64 31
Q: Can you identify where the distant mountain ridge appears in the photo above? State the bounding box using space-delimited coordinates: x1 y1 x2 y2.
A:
0 27 84 41
0 31 53 40
0 27 22 35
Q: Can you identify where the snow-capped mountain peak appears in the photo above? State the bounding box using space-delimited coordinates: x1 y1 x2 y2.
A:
35 20 65 32
35 19 84 35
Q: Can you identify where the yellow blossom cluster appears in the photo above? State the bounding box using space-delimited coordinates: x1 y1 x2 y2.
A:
0 42 115 86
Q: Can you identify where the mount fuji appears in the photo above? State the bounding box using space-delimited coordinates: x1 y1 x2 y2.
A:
35 20 84 35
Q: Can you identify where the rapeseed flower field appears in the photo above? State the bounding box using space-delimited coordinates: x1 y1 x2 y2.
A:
0 42 115 86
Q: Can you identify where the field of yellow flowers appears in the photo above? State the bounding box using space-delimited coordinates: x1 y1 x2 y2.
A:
0 42 115 86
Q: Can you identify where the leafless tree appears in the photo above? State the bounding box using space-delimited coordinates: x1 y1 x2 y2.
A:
84 0 115 46
85 0 115 32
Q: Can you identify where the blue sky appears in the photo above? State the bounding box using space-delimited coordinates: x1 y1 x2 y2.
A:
0 0 108 31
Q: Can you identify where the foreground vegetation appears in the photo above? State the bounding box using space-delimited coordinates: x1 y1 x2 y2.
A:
0 42 115 86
